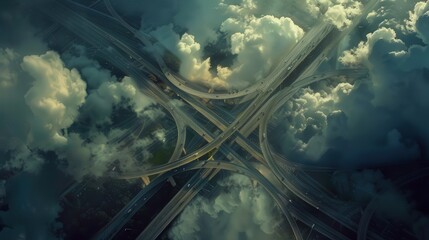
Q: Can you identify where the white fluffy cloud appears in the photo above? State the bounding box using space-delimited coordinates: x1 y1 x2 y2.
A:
176 33 218 87
0 46 166 178
0 49 87 172
319 0 362 29
406 2 428 29
339 27 405 66
114 0 370 89
408 1 429 44
22 51 87 150
146 0 304 89
220 14 304 89
169 174 289 240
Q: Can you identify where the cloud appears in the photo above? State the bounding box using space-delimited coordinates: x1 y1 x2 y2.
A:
339 27 405 66
62 45 117 90
176 33 217 87
322 0 362 29
0 39 170 240
2 145 44 174
62 44 158 124
272 78 421 168
142 0 305 89
1 0 428 239
273 81 423 168
220 14 304 89
80 76 152 124
112 0 368 89
60 46 168 178
0 49 33 153
332 170 429 235
271 1 429 168
54 45 166 179
0 43 167 180
169 174 289 240
22 51 87 150
0 0 58 172
62 125 168 180
61 133 113 179
414 4 429 44
406 1 429 36
0 165 64 240
0 3 67 237
0 0 48 54
0 49 87 172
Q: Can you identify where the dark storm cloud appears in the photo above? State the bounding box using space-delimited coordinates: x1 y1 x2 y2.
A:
0 164 63 240
273 1 429 168
332 170 429 236
0 0 52 53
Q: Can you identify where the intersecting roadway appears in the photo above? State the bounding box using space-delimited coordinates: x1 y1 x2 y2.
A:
38 1 401 239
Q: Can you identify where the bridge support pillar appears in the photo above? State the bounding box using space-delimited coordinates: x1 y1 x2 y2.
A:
141 176 150 187
168 177 177 187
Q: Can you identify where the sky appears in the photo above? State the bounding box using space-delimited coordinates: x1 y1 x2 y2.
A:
0 0 429 239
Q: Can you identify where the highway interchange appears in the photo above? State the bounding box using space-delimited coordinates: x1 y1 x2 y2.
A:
38 0 425 239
